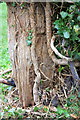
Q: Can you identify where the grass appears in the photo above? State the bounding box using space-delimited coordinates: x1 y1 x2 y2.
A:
0 2 11 70
0 2 12 109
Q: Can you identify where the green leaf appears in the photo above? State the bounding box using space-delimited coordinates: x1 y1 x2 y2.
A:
28 32 32 36
54 24 59 30
60 11 68 19
54 20 60 25
34 106 39 112
27 36 32 40
4 107 9 112
67 99 72 106
68 14 73 18
58 66 64 72
73 25 80 33
14 111 19 116
64 104 68 107
57 106 64 115
43 107 48 112
64 110 70 118
45 87 50 92
26 40 32 46
63 31 70 38
8 112 13 117
21 4 25 7
12 2 16 7
77 16 80 21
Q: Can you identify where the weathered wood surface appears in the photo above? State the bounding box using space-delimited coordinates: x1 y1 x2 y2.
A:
7 3 54 107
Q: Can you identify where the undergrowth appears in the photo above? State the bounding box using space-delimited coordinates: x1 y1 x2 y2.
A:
0 2 80 120
0 2 11 70
0 3 12 118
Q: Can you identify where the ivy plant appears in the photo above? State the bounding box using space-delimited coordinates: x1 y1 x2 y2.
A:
53 3 80 61
26 31 32 46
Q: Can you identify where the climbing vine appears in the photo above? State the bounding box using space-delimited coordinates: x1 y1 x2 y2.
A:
26 31 32 46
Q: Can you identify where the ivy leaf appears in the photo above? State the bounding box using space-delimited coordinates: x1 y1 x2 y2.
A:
54 20 60 25
77 16 80 21
73 25 80 33
43 107 48 112
27 36 32 40
68 14 73 18
26 40 32 46
63 31 70 38
58 66 64 72
54 24 59 30
21 4 25 7
60 11 68 19
28 32 32 36
34 106 39 112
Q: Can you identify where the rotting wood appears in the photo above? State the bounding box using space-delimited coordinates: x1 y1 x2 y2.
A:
7 4 33 107
7 3 55 107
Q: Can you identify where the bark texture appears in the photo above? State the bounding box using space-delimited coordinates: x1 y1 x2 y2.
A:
7 3 54 107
